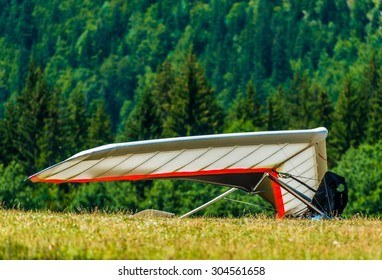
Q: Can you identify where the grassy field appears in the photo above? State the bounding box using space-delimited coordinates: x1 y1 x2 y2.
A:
0 209 381 260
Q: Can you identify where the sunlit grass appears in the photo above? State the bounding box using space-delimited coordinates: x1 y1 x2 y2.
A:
0 210 381 260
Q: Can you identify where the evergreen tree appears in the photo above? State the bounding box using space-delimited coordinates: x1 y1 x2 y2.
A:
245 81 263 129
164 51 223 136
122 77 161 141
87 99 113 148
335 0 351 37
288 73 314 129
365 56 382 144
181 51 224 136
36 88 61 169
318 0 339 25
354 54 379 144
271 5 291 85
351 0 373 40
154 60 175 138
163 72 189 137
66 85 89 153
266 86 290 131
254 0 274 79
311 85 333 129
294 16 312 59
329 79 362 163
15 0 36 49
369 4 381 34
366 84 382 144
0 102 19 166
2 62 60 173
225 81 264 132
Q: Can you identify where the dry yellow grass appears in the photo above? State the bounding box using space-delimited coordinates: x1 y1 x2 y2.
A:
0 210 381 260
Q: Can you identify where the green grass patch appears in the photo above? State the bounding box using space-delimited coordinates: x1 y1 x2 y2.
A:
0 210 381 260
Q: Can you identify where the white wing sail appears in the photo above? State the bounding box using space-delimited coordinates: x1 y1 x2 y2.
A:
29 127 328 217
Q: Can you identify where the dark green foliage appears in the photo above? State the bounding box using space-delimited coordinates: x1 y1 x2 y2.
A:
154 60 179 138
120 71 162 141
35 88 61 169
313 86 333 129
334 141 382 216
0 0 382 216
287 73 334 130
329 79 360 163
87 99 113 148
366 85 382 144
0 161 62 210
1 63 60 173
271 5 291 85
288 73 314 129
265 86 290 131
225 81 264 132
0 161 30 208
351 0 374 40
254 0 274 80
362 54 382 144
65 86 88 152
162 51 224 137
69 181 140 212
181 51 224 136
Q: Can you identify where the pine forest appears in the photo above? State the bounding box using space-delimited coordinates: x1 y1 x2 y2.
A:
1 0 382 217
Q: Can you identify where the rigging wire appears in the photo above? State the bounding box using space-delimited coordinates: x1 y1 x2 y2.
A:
275 169 328 216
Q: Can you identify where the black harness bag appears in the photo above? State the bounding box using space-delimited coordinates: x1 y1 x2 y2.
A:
310 171 348 217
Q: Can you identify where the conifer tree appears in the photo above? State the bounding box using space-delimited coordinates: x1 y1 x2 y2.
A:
311 85 333 129
329 79 361 163
3 62 60 172
245 81 263 129
271 5 291 85
254 0 274 79
225 90 246 133
87 100 113 148
0 102 19 165
266 86 289 131
183 51 224 135
369 4 381 34
365 56 382 144
65 85 89 153
36 88 61 169
351 0 373 40
318 0 338 25
154 60 175 138
17 63 49 171
165 51 223 136
288 73 314 129
163 74 188 137
123 82 161 141
225 81 264 132
366 85 382 144
335 0 351 37
354 54 379 144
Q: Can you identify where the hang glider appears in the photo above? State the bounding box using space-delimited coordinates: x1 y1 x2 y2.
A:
29 127 332 218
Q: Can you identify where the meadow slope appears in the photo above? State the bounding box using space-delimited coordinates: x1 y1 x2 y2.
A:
0 210 381 260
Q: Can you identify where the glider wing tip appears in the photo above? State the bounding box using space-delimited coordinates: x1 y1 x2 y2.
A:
28 175 39 183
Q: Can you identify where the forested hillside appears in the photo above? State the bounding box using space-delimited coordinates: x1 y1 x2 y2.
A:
0 0 382 216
